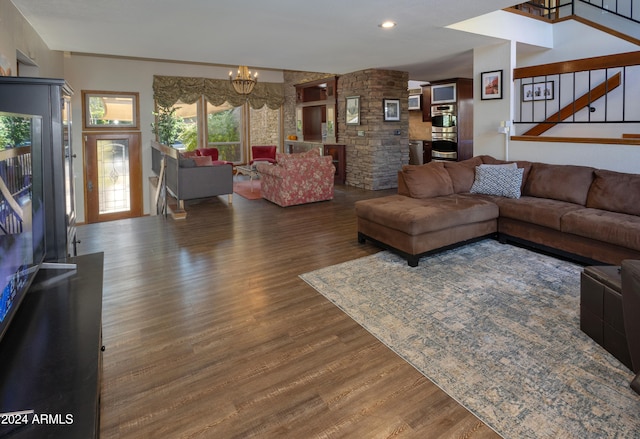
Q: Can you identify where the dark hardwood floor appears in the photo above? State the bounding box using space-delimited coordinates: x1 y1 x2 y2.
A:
77 184 501 439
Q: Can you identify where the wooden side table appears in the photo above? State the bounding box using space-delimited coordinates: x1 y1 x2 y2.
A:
323 144 345 184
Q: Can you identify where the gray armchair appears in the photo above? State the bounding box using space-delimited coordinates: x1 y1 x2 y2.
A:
622 259 640 395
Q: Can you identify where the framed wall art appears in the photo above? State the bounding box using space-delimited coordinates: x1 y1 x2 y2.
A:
522 81 554 101
346 96 360 125
383 98 400 121
481 70 503 100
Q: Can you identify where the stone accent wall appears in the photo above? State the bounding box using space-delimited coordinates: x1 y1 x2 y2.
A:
250 106 280 146
338 69 409 190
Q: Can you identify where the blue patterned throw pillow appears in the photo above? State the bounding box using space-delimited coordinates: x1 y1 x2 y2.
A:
470 166 524 198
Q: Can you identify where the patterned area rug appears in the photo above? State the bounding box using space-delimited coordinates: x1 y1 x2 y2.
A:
233 179 261 200
300 239 640 438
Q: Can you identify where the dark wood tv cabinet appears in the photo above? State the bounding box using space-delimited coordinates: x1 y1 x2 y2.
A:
0 253 104 439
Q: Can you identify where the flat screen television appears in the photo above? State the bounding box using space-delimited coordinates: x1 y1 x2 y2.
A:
0 111 45 344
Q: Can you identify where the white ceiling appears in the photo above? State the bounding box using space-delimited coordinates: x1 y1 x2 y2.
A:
11 0 518 82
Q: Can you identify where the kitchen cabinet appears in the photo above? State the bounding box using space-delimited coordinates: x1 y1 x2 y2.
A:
421 86 432 122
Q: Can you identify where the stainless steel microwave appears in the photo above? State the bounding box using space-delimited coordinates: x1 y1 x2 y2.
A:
430 83 457 104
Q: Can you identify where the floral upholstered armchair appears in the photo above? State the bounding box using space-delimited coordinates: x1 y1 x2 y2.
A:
255 149 335 207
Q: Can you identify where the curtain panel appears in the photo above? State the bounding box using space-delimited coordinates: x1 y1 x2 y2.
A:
153 75 284 110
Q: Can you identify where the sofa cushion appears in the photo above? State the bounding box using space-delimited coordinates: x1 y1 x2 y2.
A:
470 166 524 199
197 148 219 160
401 162 454 199
524 163 594 205
276 149 319 162
444 156 483 193
497 196 585 230
562 208 640 252
179 157 196 168
355 194 498 235
586 169 640 216
479 162 517 169
193 156 213 166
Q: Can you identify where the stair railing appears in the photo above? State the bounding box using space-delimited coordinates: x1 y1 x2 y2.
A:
514 0 639 24
513 51 640 133
578 0 639 25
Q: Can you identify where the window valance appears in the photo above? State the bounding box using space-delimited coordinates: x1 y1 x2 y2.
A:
153 75 284 110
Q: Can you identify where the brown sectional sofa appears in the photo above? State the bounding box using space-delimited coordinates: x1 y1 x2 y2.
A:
356 155 640 267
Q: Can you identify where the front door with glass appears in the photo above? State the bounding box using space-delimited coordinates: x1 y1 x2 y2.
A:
84 133 143 223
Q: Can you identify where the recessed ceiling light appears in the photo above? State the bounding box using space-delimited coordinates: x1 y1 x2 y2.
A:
379 21 396 29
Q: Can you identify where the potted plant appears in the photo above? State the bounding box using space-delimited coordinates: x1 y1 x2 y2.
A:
151 105 184 146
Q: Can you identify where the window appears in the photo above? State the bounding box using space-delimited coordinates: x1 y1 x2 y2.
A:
158 96 281 165
206 102 242 162
83 91 139 130
172 100 198 150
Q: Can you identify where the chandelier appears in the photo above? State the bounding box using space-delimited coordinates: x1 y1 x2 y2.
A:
229 65 258 95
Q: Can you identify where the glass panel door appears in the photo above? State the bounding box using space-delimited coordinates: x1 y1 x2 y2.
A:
84 133 142 223
97 139 130 214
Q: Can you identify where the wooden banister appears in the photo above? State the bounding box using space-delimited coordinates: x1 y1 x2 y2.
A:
522 72 621 136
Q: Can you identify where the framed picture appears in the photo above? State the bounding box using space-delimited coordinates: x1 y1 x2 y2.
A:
408 94 421 111
346 96 360 125
522 81 554 101
481 70 503 100
383 98 400 121
83 90 140 130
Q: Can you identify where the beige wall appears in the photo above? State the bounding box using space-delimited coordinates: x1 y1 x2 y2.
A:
0 0 63 77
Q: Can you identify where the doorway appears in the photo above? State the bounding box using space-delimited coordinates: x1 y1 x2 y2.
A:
83 133 143 223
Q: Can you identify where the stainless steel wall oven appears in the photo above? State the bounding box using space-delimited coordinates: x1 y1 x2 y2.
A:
431 104 458 161
431 104 456 134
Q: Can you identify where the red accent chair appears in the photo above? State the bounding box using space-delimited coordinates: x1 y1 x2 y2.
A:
250 145 277 165
196 148 233 166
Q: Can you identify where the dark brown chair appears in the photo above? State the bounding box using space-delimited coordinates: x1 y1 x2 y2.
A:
622 259 640 395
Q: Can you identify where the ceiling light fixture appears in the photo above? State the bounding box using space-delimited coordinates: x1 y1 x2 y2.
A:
379 21 396 29
229 65 258 95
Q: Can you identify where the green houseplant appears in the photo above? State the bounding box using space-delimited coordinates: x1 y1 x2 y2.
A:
151 105 184 146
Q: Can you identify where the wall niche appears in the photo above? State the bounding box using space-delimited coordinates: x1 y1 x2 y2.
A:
294 77 337 144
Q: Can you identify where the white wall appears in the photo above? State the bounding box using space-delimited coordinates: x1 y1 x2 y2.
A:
517 20 639 67
473 41 515 159
473 19 640 173
64 54 284 222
